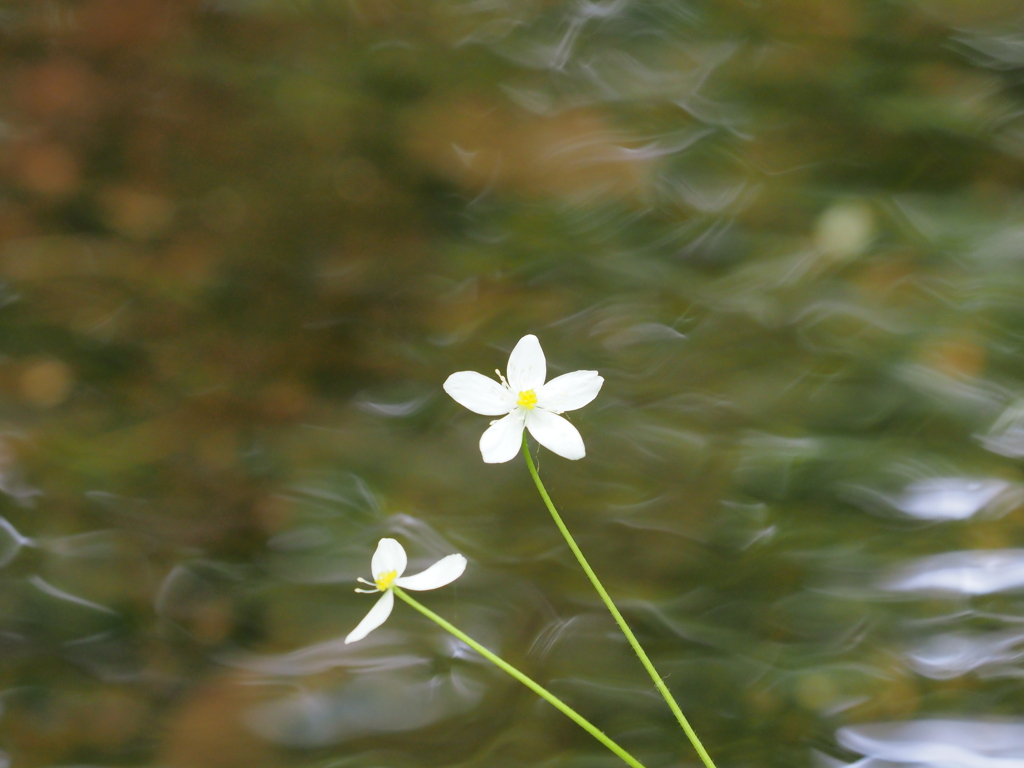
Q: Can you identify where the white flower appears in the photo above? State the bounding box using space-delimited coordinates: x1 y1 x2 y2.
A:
344 538 467 644
443 334 604 463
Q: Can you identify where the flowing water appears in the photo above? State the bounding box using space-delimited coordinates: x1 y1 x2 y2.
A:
3 1 1024 767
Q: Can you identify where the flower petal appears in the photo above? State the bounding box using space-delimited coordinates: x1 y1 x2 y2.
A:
536 370 603 413
443 371 515 416
480 411 526 463
371 538 407 580
506 335 546 392
344 589 394 644
395 554 467 591
526 409 586 460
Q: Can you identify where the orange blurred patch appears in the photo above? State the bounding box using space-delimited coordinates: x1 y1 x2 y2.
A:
98 185 176 240
919 335 987 379
74 0 189 52
160 674 279 768
13 56 101 121
13 142 81 197
0 200 34 241
406 98 651 201
20 358 74 408
253 494 298 536
260 380 312 422
853 256 917 295
190 598 235 645
156 236 221 297
83 692 148 749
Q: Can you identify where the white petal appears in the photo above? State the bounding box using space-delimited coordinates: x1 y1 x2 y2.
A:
344 589 394 644
479 411 526 463
526 409 586 460
443 371 515 416
395 554 467 591
371 538 407 580
506 335 546 392
536 370 603 413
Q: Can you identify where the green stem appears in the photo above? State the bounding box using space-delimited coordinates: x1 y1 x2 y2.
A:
392 587 646 768
522 435 717 768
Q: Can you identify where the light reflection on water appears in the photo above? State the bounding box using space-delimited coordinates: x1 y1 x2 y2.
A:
848 477 1022 522
904 625 1024 681
823 719 1024 768
884 551 1024 596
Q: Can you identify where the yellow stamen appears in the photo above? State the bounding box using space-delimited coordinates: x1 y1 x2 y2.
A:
375 569 398 590
517 389 537 409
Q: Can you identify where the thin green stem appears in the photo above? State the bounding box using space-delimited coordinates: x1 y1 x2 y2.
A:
392 587 646 768
522 435 717 768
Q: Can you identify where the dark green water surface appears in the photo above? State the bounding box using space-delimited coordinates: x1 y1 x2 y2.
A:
3 1 1024 767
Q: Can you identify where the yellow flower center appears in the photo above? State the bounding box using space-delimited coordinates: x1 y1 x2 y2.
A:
375 570 398 590
517 389 537 409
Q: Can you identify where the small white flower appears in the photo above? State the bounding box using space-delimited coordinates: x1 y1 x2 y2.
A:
344 538 467 644
443 334 603 463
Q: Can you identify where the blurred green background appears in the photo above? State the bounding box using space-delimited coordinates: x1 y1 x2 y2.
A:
3 0 1024 766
